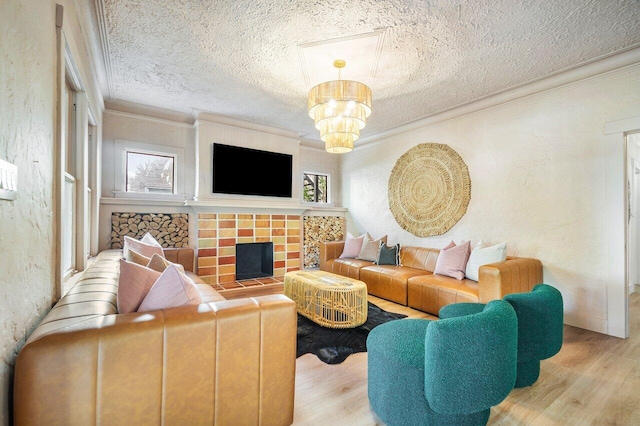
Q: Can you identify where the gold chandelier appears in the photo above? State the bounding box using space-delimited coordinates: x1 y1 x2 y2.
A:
308 60 372 153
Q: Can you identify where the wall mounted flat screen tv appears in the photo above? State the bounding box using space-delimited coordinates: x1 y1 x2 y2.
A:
212 143 293 198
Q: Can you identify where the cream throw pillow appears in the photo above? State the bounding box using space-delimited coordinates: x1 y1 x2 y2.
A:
126 249 151 266
356 233 388 262
146 253 185 274
464 241 507 282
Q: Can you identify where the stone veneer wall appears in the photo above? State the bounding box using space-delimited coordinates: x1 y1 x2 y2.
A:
197 213 301 285
111 212 189 248
303 216 345 268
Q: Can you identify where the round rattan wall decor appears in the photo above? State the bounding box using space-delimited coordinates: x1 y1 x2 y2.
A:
388 143 471 237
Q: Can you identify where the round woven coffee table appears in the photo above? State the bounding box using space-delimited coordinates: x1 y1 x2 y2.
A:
284 270 368 328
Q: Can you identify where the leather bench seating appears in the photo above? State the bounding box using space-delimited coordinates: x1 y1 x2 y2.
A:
320 241 543 316
14 248 297 425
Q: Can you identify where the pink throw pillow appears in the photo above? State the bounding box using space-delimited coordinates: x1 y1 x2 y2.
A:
434 240 471 280
123 235 164 259
117 259 162 313
137 265 202 312
339 234 365 258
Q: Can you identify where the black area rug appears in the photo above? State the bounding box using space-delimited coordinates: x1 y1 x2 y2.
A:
296 302 407 364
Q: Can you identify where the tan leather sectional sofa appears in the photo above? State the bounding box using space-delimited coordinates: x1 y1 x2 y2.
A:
320 241 543 316
14 248 297 425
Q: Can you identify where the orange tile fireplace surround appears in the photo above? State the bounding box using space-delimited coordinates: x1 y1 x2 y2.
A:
197 213 301 296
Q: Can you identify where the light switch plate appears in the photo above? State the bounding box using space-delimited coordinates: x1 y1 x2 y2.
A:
0 158 17 201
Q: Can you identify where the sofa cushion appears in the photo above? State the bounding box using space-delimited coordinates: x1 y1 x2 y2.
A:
324 258 375 280
376 242 401 266
434 240 471 280
117 259 162 313
407 274 480 315
357 234 388 262
465 241 507 282
137 265 202 312
359 265 430 305
339 233 365 258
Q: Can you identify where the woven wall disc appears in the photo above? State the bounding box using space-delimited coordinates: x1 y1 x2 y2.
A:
388 143 471 237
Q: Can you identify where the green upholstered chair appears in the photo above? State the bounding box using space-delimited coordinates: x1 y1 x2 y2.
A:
440 283 564 388
367 300 518 426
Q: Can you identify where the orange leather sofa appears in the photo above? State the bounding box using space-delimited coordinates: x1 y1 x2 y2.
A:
14 249 297 425
320 241 543 316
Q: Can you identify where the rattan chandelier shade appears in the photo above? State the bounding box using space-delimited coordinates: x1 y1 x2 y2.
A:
307 61 372 153
388 143 471 236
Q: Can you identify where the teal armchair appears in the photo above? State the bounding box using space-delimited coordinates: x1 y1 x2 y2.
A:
367 300 518 425
440 283 564 388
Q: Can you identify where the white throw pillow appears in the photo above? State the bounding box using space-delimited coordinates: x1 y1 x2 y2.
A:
123 233 164 259
464 241 507 282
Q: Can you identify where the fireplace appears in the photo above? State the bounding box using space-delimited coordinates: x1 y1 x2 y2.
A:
236 242 274 280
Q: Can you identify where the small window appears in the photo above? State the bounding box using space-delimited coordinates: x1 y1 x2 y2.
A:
303 172 328 203
126 151 175 194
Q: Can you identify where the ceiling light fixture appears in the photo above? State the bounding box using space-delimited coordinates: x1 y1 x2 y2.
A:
307 60 372 153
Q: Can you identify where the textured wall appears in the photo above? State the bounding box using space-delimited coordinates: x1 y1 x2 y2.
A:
0 1 103 423
0 1 56 423
341 66 640 334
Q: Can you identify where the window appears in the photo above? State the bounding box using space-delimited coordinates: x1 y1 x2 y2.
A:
126 151 175 194
303 172 328 203
114 140 185 200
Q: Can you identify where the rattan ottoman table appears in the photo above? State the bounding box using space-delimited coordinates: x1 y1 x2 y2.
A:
284 270 368 328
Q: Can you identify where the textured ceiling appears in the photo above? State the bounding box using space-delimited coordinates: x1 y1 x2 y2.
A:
92 0 640 146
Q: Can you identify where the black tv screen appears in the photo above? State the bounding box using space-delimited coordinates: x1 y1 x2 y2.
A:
212 143 293 198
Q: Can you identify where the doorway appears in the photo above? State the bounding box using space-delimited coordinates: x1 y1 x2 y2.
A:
605 115 640 338
627 133 640 297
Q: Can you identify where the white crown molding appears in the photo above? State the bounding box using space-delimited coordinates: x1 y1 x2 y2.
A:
104 108 195 129
357 46 640 148
93 0 115 98
195 112 301 140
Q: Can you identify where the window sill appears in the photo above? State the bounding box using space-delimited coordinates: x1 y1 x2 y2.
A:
302 201 336 208
112 191 188 202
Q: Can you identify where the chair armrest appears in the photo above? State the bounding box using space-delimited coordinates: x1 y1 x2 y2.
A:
478 257 543 303
319 241 345 270
438 303 485 319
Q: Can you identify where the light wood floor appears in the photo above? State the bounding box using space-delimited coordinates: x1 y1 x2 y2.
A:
292 293 640 426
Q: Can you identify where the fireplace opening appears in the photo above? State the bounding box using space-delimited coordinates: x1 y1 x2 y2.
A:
236 242 274 280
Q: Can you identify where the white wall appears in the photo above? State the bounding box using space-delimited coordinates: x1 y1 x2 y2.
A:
99 110 343 249
195 116 301 203
0 0 103 422
101 108 196 198
342 65 640 335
